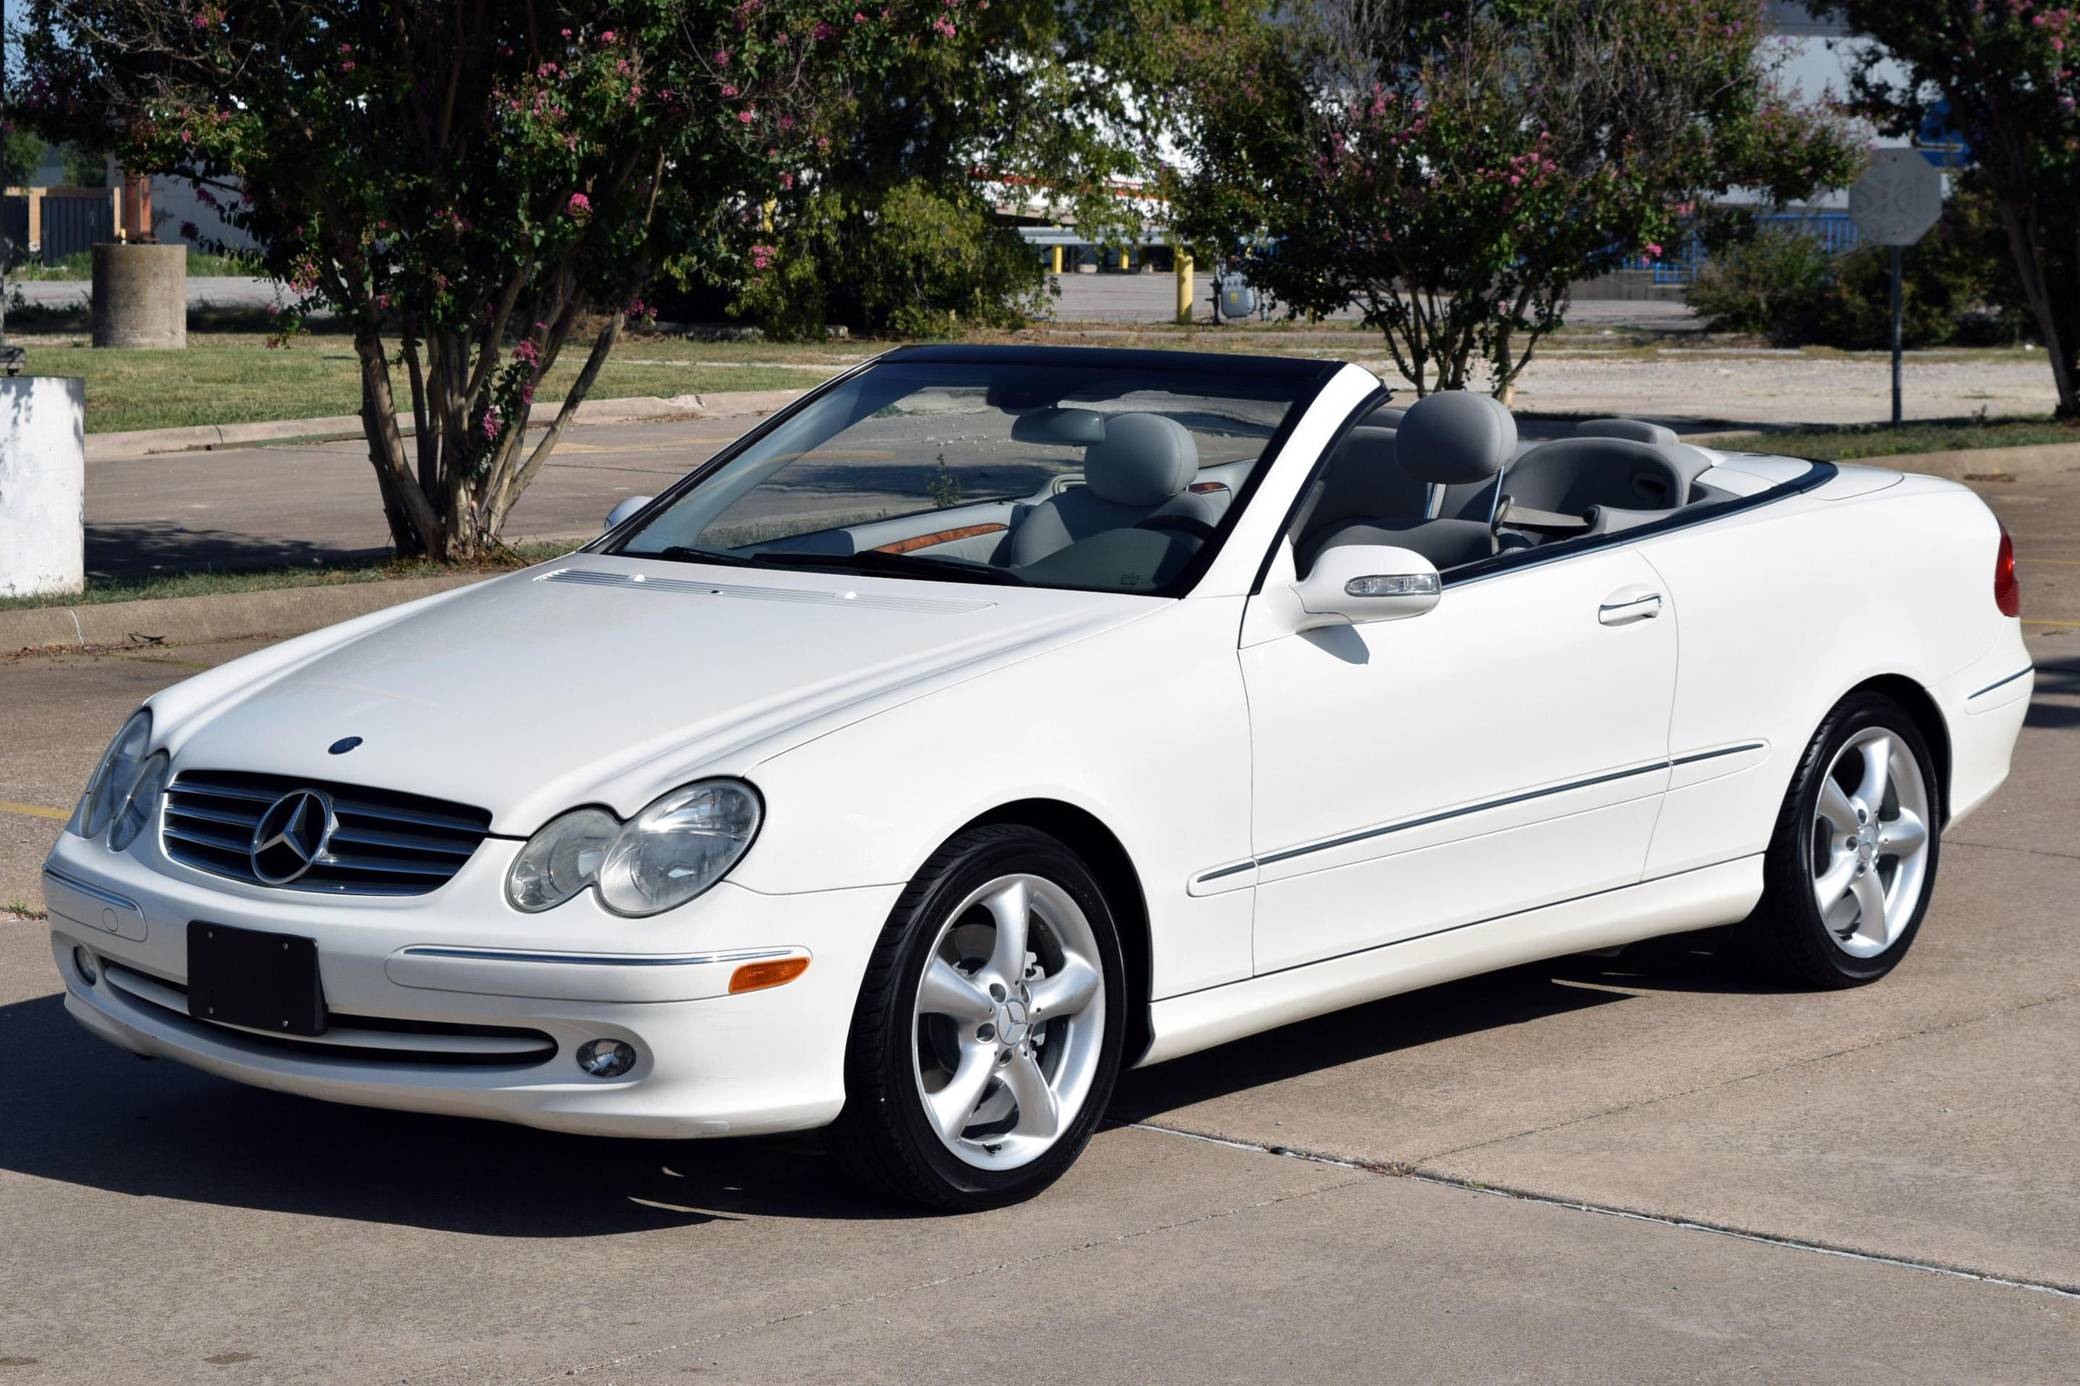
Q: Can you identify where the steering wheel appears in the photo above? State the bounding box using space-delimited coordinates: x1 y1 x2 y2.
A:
1135 513 1219 544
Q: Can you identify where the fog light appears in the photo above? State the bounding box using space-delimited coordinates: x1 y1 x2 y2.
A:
72 945 100 986
576 1038 637 1079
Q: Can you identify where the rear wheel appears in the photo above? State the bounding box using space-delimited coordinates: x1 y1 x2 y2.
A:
829 825 1124 1210
1729 691 1941 987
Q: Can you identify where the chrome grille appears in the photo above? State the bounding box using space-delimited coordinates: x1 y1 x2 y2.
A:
161 770 492 895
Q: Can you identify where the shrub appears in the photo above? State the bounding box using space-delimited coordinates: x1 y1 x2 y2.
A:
1685 228 1834 344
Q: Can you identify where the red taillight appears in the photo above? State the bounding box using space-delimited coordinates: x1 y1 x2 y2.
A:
1994 527 2020 617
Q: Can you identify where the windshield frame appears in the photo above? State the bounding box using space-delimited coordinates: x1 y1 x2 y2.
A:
590 345 1344 599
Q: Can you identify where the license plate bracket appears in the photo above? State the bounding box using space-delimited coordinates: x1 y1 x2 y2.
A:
186 922 327 1037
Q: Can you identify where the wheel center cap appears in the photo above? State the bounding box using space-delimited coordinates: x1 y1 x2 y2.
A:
997 994 1030 1047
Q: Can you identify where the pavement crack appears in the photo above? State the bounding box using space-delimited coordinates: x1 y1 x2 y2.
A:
497 1171 1375 1385
1415 985 2080 1168
1121 1116 2080 1300
1946 835 2080 863
1405 1172 2080 1299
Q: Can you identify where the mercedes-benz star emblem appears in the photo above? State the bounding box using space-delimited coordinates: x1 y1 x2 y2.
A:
250 789 334 884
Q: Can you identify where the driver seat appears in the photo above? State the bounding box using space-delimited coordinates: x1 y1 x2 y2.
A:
1003 413 1219 565
1302 391 1517 573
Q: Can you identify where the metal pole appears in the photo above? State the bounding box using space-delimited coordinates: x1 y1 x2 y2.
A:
1889 244 1903 426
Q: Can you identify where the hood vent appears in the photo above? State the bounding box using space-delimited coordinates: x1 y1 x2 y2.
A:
539 566 994 615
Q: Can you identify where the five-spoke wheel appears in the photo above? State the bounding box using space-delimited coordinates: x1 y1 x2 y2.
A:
831 825 1125 1209
1734 690 1942 986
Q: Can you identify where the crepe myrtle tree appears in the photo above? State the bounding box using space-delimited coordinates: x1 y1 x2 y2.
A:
13 1 955 559
1822 1 2080 419
1166 0 1860 398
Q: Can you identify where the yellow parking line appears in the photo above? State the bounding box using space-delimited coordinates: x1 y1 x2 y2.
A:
0 800 70 821
2021 557 2080 566
2022 618 2080 627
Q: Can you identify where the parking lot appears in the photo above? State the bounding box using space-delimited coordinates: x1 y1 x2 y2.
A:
3 454 2077 1381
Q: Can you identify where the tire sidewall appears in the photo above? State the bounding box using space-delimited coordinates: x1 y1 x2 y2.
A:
872 828 1128 1205
1785 694 1942 982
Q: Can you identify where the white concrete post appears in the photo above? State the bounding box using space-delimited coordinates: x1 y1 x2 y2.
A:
0 376 88 597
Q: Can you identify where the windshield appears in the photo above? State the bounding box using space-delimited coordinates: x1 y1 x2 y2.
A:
607 357 1320 596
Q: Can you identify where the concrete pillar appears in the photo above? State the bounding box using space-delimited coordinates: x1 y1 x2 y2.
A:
1175 252 1195 324
0 377 87 597
91 243 187 348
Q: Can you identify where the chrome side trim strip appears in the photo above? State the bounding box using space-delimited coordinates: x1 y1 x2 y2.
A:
394 945 796 968
1968 666 2034 700
1193 759 1675 887
42 864 142 914
1671 741 1767 767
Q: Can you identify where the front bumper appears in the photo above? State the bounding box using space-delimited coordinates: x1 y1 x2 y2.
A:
44 830 897 1139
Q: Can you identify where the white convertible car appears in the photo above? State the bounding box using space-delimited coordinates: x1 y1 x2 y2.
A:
46 346 2031 1208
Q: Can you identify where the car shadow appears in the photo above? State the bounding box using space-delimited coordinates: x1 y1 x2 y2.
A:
0 935 1773 1231
0 992 907 1232
2022 653 2080 730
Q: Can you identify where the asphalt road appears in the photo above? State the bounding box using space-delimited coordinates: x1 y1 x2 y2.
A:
2 467 2077 1381
13 270 1700 330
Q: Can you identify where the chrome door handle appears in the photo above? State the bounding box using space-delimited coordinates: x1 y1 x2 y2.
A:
1598 590 1663 626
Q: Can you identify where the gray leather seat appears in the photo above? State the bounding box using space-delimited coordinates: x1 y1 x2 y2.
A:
1305 391 1517 573
1491 436 1692 517
1004 413 1219 566
1576 417 1678 446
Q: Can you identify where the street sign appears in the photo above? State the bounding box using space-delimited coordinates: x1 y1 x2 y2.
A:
1849 150 1946 426
1850 148 1943 247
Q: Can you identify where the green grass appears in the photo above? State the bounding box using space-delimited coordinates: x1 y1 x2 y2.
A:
9 249 256 281
18 332 823 433
0 543 580 613
1707 415 2080 461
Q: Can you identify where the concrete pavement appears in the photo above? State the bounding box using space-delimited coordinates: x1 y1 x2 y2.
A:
2 469 2077 1381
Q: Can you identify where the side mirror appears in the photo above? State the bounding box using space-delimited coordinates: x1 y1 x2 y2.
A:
1290 544 1441 630
604 495 653 532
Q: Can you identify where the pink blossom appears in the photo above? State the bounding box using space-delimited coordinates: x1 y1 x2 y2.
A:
599 29 617 42
715 48 731 66
932 15 957 37
513 338 542 366
481 411 502 440
721 83 739 97
340 60 356 72
375 293 391 310
738 108 754 123
1644 242 1663 258
568 191 592 216
520 383 536 406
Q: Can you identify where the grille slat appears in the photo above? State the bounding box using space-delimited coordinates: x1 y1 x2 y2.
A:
163 770 491 896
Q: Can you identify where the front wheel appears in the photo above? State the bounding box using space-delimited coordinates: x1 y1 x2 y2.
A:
1729 691 1942 987
829 825 1125 1210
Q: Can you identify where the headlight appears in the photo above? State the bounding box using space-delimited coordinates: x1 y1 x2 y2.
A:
505 780 762 917
68 709 152 840
109 752 170 853
505 807 620 912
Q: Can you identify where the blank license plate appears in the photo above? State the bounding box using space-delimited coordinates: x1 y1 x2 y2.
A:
186 922 327 1037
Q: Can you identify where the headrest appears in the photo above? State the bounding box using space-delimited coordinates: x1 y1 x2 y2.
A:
1084 412 1198 506
1577 417 1678 446
1508 436 1688 507
1010 407 1106 446
1396 391 1516 485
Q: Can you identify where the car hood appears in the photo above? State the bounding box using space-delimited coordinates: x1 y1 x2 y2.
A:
160 555 1155 832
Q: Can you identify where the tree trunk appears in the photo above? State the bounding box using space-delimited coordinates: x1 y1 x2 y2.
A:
1996 202 2079 419
353 328 446 556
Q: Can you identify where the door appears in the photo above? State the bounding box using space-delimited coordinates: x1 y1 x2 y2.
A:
1241 546 1679 974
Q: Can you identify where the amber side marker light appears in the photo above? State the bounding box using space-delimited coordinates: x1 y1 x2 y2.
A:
729 957 810 994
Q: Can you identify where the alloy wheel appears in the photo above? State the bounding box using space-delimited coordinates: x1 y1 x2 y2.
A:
909 872 1106 1170
1808 726 1934 959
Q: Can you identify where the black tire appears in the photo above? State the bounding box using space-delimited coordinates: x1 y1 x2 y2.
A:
1727 690 1942 988
827 824 1127 1211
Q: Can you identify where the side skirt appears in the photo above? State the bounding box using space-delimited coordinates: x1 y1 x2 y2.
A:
1137 856 1763 1067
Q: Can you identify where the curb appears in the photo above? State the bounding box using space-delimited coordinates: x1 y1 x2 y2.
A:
2 574 488 657
83 387 808 462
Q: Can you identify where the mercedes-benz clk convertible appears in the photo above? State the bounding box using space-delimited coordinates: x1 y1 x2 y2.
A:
46 346 2031 1208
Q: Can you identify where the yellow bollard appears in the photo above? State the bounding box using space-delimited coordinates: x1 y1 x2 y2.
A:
1050 244 1063 275
1175 252 1194 325
1119 247 1130 271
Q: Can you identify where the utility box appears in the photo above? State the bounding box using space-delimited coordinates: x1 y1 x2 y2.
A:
91 242 187 348
0 376 87 597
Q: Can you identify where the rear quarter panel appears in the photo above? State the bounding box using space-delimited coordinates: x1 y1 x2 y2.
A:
1636 471 2014 876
